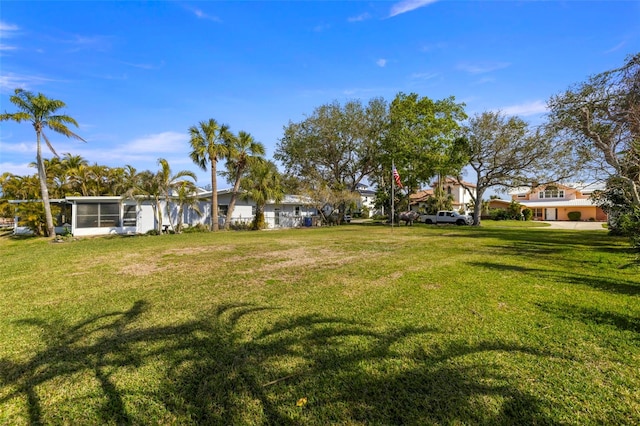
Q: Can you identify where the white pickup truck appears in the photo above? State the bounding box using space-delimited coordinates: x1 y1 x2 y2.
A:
420 210 473 225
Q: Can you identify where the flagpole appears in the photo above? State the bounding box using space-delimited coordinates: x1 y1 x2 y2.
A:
391 161 395 230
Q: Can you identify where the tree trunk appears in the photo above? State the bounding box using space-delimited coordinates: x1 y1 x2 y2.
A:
36 132 56 238
176 205 184 233
252 204 265 230
473 186 484 226
224 174 242 230
211 160 219 231
155 198 163 233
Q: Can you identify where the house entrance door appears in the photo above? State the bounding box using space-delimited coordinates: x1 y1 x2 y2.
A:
545 208 556 221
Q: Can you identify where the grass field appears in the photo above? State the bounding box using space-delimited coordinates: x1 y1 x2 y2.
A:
1 222 638 424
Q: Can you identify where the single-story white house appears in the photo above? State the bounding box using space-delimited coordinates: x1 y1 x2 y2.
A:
9 189 319 236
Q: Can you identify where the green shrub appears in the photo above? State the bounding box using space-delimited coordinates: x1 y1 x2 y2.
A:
16 202 60 237
231 221 251 231
522 208 533 221
182 223 209 233
567 211 581 221
618 207 640 250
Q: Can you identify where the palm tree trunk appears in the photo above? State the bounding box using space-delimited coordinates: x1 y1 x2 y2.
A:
211 161 219 231
224 174 243 230
252 204 265 230
155 197 163 233
36 133 56 238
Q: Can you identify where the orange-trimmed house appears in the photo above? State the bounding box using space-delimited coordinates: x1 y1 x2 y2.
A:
498 183 607 221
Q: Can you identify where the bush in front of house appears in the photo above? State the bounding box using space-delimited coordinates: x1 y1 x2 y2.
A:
568 211 582 221
522 208 533 221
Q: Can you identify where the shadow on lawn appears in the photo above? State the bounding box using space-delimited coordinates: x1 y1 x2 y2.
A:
538 301 640 339
1 301 555 424
469 261 640 296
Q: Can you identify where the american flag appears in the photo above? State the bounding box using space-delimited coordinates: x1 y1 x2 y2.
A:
393 167 403 188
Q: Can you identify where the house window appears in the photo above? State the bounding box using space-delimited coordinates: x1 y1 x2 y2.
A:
517 194 526 198
123 205 137 227
251 205 256 215
533 208 544 219
295 206 300 216
218 205 228 217
539 189 564 199
76 203 119 228
447 186 452 195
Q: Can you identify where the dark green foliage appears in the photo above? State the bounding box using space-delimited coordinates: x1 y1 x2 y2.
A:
182 223 210 233
568 211 582 221
522 208 533 221
618 206 640 250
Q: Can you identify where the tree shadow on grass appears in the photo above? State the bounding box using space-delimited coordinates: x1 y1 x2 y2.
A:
468 261 640 296
449 227 629 252
538 301 640 339
1 301 557 424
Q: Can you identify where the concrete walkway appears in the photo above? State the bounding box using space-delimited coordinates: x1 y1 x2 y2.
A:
542 221 607 230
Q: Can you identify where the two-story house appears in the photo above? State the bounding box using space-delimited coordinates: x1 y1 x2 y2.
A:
409 178 475 213
507 183 607 221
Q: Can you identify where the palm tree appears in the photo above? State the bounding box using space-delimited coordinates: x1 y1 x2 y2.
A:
60 153 88 196
188 119 231 231
173 180 202 233
156 158 197 233
241 160 284 230
221 130 266 230
0 89 85 237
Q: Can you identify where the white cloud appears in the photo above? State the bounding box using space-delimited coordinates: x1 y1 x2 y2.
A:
473 76 496 85
389 0 438 18
501 100 547 117
410 72 438 80
0 72 57 94
0 141 34 154
124 131 188 155
62 34 114 53
121 60 166 70
348 13 371 22
376 58 387 67
0 21 20 52
0 162 35 177
457 61 511 74
189 6 222 23
0 21 19 37
604 40 626 54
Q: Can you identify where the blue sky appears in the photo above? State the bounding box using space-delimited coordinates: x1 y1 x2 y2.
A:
1 0 638 188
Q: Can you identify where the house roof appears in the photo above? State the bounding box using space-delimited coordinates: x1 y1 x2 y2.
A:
519 199 599 208
509 182 606 195
431 177 476 188
409 189 434 203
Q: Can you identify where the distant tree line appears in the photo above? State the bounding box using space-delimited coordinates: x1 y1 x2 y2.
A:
2 54 638 246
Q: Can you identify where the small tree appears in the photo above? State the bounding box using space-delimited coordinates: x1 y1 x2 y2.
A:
240 160 284 230
221 130 265 230
189 119 231 231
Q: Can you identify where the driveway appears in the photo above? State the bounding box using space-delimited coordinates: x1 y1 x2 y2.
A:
542 221 607 231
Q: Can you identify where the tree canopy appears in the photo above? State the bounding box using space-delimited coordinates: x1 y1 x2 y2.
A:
461 111 577 225
547 53 640 206
0 89 85 237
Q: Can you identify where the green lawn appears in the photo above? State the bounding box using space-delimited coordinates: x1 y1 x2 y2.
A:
1 224 638 425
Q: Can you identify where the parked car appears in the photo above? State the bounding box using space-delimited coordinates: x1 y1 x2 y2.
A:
343 214 352 223
420 210 473 225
